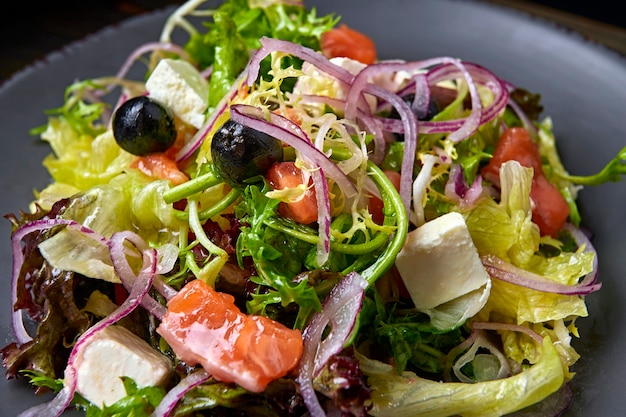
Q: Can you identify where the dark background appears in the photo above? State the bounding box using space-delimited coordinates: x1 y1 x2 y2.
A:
529 0 625 28
0 0 624 84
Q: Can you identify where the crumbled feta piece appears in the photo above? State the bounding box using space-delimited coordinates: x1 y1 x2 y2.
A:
74 325 172 407
145 58 209 129
395 211 490 310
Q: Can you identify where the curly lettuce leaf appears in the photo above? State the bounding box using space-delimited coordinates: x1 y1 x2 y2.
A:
184 0 338 108
185 0 338 67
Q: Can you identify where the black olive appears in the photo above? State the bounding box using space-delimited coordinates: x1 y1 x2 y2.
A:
390 93 440 122
389 93 439 141
211 119 283 188
112 96 177 156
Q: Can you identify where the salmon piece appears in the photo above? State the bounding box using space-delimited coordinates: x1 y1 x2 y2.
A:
157 279 303 392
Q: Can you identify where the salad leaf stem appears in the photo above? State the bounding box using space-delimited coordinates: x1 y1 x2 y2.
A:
263 217 390 255
187 197 228 286
360 162 408 286
556 145 626 185
174 188 240 221
162 171 222 204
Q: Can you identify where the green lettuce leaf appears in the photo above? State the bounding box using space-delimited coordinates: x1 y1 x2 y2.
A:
465 160 539 266
359 337 564 417
40 119 134 192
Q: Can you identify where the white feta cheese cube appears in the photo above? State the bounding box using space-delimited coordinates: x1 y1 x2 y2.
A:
74 325 172 407
146 58 209 129
395 211 490 310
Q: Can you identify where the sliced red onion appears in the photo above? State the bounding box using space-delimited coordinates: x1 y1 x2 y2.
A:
411 73 431 120
344 58 481 212
110 231 168 319
17 383 75 417
152 275 179 302
151 369 210 417
563 222 598 287
10 219 106 345
358 113 387 165
471 321 543 344
481 254 601 295
247 37 354 88
18 231 157 417
115 42 190 81
451 329 511 383
506 95 538 138
445 164 467 198
300 94 346 112
297 272 368 416
444 164 485 209
200 64 213 80
344 63 417 213
463 175 484 207
376 61 508 137
500 79 539 138
175 66 249 162
426 61 507 139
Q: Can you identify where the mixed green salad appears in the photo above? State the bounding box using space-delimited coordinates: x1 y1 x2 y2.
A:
3 0 626 416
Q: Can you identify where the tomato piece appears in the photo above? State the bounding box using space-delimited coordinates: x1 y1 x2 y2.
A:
157 279 303 393
481 127 542 183
131 152 189 185
321 24 377 65
530 174 571 237
266 162 318 225
368 170 401 224
481 127 569 236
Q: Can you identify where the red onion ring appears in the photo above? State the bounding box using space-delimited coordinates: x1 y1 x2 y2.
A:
247 37 354 88
444 163 485 209
115 42 190 81
151 369 210 417
297 272 368 416
376 61 508 137
481 254 601 295
175 65 250 162
110 231 167 319
471 321 543 344
563 222 599 287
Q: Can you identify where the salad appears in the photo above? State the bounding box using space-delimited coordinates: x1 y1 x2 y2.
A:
3 0 626 416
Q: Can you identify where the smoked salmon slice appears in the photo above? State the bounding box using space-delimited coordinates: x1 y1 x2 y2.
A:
157 279 303 392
